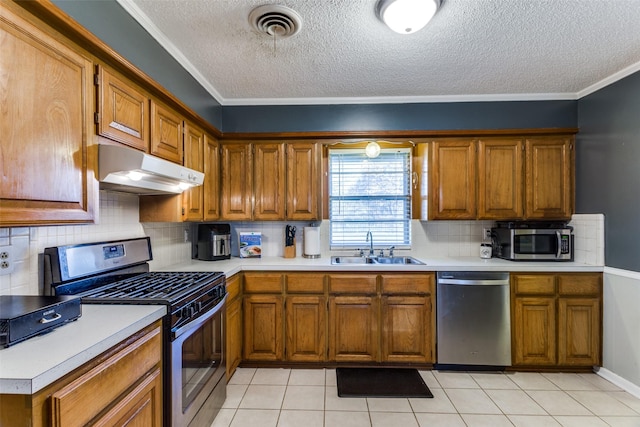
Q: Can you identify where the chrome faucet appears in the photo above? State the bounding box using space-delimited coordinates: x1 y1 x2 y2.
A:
366 231 374 256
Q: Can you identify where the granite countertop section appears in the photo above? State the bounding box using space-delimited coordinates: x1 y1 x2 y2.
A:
0 304 166 395
156 255 603 276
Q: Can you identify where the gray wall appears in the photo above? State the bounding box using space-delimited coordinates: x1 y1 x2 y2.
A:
577 72 640 272
52 0 223 129
222 101 576 133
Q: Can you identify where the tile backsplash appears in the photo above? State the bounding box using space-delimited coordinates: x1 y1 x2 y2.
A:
0 190 605 296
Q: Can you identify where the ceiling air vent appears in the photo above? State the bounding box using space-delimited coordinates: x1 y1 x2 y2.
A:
249 5 302 38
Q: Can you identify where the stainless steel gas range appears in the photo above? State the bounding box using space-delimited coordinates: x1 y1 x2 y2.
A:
43 237 226 427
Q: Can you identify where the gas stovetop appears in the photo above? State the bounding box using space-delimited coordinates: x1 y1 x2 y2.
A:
43 238 226 332
78 271 225 305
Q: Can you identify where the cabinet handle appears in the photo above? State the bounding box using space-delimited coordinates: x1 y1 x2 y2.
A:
412 171 418 190
39 313 62 324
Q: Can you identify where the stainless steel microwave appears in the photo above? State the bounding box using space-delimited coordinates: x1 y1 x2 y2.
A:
491 221 574 261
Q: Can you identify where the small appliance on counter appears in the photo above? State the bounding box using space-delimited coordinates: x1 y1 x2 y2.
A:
491 221 573 261
195 224 231 261
0 295 81 348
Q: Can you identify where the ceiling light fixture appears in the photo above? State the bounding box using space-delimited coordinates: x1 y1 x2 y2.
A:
365 141 381 158
377 0 441 34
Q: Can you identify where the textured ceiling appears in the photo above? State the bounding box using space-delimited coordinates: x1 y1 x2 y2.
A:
119 0 640 105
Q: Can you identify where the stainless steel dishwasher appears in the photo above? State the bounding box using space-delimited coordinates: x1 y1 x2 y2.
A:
436 271 511 367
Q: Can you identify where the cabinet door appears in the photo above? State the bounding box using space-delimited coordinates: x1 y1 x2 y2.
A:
329 296 379 362
226 296 242 379
1 5 97 225
96 65 149 151
203 135 220 220
92 368 162 427
478 138 524 219
286 142 320 220
525 137 573 219
243 295 283 361
429 139 477 219
150 99 183 164
558 298 601 366
182 121 205 221
381 296 432 363
513 297 556 366
220 143 253 220
254 143 286 220
50 325 162 427
286 296 327 362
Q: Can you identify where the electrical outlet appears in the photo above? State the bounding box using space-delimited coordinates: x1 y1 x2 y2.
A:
0 245 15 275
482 228 492 240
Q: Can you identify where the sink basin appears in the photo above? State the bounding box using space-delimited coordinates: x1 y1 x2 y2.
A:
330 256 377 265
372 256 425 265
330 256 425 265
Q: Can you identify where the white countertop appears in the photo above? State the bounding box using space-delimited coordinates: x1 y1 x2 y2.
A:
0 304 166 395
1 256 600 396
156 255 603 276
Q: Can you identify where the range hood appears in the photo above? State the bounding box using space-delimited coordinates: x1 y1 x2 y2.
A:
98 144 204 195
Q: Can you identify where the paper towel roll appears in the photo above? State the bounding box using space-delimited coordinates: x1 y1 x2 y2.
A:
303 226 321 258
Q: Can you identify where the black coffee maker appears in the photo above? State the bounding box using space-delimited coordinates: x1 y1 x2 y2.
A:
195 224 231 261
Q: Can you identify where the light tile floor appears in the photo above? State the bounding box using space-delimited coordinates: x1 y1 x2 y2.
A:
211 368 640 427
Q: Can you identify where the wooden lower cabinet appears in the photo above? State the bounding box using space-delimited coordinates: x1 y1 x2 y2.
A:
513 296 556 365
558 298 600 366
286 295 327 362
243 294 284 361
226 275 242 379
382 296 432 363
512 273 602 368
329 295 379 362
0 322 163 427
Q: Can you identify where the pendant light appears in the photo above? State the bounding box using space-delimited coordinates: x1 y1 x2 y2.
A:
377 0 441 34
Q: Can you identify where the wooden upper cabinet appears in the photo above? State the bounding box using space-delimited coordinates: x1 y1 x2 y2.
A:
220 142 253 220
429 139 477 219
286 142 320 220
0 3 97 225
525 137 574 219
203 135 220 221
254 143 286 220
182 121 205 221
478 138 524 219
150 99 183 164
96 65 149 151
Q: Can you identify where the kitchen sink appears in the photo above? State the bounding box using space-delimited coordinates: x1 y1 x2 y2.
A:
330 256 425 265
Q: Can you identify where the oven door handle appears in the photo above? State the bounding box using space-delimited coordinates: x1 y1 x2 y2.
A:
172 294 227 340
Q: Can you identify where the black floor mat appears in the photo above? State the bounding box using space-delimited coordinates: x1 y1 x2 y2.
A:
336 368 433 398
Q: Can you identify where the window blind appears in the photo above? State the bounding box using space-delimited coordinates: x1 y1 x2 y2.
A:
329 148 412 249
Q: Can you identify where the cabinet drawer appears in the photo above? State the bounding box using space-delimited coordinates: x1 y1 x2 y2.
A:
381 273 434 294
513 274 556 295
51 324 162 427
328 274 377 294
244 273 283 293
286 273 325 293
226 274 242 301
558 274 602 296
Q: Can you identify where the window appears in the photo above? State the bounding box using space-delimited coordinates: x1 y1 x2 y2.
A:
329 148 412 249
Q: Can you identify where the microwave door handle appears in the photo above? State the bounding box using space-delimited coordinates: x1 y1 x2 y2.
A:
556 231 562 258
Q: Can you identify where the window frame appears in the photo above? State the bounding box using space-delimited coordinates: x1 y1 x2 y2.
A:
327 147 413 250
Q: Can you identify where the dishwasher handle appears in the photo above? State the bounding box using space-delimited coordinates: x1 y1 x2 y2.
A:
438 278 510 286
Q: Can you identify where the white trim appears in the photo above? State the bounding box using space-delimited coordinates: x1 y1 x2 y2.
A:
596 367 640 399
604 266 640 280
114 0 225 104
577 59 640 99
221 92 578 106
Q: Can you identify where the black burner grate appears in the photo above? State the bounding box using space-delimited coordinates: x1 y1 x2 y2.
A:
79 272 224 305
